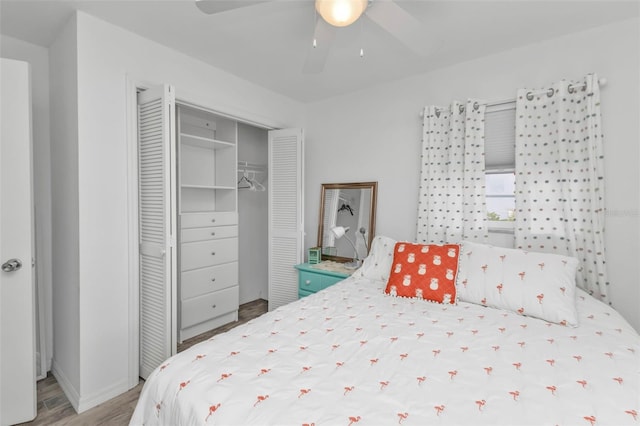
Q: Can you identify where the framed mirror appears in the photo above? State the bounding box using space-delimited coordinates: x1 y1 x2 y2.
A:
317 182 378 264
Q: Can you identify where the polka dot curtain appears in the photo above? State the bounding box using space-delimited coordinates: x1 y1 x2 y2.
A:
514 74 609 304
417 100 488 245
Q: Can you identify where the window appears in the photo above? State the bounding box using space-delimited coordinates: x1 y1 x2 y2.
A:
486 170 515 221
484 102 516 231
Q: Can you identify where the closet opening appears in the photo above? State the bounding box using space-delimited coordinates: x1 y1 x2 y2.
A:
236 123 269 305
130 82 302 385
172 104 270 344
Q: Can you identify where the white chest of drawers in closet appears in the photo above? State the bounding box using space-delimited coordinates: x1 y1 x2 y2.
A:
180 211 239 337
177 105 239 342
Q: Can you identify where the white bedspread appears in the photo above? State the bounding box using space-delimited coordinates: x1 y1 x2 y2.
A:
131 276 639 425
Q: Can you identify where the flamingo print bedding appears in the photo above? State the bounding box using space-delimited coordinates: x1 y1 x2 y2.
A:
130 275 639 425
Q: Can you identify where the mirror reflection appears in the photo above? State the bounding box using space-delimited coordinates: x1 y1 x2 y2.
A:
317 182 377 264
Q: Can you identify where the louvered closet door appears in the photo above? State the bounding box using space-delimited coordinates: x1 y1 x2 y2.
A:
268 128 304 311
137 85 177 379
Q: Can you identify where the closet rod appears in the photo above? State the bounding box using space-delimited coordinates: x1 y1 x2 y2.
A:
418 77 607 117
237 161 267 172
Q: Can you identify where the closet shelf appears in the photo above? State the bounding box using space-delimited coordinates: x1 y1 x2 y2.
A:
180 209 236 214
181 184 235 190
181 133 235 150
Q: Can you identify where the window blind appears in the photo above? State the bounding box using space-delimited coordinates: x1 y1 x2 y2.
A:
484 102 516 170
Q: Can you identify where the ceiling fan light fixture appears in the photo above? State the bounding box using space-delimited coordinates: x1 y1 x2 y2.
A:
315 0 368 27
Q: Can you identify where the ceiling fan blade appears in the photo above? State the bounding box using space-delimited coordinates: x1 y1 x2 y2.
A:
302 18 337 74
365 0 429 55
195 0 273 15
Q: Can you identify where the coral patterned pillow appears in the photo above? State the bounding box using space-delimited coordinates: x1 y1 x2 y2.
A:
456 241 579 326
384 242 460 304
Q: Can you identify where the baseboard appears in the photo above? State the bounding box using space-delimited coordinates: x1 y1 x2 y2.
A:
52 361 80 413
52 361 131 414
76 378 130 413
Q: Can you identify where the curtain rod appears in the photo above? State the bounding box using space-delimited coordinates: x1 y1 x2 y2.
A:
419 77 607 117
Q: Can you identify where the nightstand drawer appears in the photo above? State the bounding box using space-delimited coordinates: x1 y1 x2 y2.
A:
181 225 238 243
181 286 239 329
181 211 238 229
298 270 344 293
181 262 238 300
298 271 324 293
181 238 238 271
295 263 352 298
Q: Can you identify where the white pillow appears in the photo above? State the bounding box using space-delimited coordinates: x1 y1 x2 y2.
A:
456 241 579 326
352 235 397 282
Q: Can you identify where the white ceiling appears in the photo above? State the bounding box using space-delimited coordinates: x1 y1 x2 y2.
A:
1 0 637 102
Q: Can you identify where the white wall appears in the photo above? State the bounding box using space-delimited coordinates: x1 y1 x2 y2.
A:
49 14 81 398
238 123 269 303
304 18 640 332
13 6 639 412
50 11 304 412
0 35 53 375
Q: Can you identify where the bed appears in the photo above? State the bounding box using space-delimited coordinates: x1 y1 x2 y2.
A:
130 237 639 425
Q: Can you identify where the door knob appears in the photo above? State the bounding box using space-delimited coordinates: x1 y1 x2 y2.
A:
2 258 22 273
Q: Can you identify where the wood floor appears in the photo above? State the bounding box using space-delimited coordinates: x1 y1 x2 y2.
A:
21 299 268 426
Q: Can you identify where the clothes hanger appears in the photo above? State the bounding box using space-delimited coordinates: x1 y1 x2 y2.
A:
249 171 266 192
238 169 254 190
338 203 354 215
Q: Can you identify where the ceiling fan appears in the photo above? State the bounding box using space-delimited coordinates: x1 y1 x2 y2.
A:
195 0 429 73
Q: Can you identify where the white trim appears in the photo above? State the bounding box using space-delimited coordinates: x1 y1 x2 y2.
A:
125 75 141 389
75 378 131 413
485 167 515 174
35 351 45 381
34 201 48 381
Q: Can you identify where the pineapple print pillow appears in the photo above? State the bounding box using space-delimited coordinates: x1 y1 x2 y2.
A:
384 242 460 304
457 241 579 326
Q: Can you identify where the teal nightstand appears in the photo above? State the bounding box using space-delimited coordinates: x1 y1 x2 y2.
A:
294 262 352 298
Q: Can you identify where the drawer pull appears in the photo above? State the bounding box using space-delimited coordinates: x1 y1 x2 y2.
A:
211 252 216 256
211 232 216 236
305 280 311 285
211 277 216 282
211 219 216 223
212 304 217 309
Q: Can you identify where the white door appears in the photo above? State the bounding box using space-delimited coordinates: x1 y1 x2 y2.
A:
267 128 304 311
137 85 177 379
0 58 37 425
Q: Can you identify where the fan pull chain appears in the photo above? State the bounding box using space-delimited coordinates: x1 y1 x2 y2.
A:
359 18 365 58
313 6 318 48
